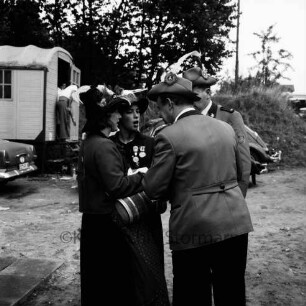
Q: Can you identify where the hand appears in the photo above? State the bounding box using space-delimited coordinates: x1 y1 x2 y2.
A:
155 200 167 214
127 167 148 176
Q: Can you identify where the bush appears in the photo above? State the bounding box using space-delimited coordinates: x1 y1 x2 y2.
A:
214 87 306 167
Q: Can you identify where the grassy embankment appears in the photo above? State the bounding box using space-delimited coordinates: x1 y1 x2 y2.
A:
213 87 306 167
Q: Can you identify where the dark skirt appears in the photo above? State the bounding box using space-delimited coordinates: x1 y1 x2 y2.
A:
80 212 169 306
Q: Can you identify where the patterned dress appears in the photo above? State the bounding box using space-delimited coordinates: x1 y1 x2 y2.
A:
111 132 169 306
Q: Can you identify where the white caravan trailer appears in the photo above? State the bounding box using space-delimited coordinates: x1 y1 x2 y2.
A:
0 45 81 171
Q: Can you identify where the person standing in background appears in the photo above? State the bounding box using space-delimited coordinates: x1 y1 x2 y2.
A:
183 67 251 197
56 84 77 140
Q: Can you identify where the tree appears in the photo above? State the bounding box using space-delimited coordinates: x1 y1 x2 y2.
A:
117 0 237 89
234 0 240 89
63 0 116 84
39 0 71 46
0 0 237 88
0 0 51 47
248 24 293 86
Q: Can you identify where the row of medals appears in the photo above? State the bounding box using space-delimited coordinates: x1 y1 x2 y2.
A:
132 145 146 166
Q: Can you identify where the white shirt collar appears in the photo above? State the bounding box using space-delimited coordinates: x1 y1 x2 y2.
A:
201 100 212 116
174 107 196 123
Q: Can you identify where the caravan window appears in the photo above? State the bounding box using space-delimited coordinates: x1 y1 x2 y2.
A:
0 69 12 99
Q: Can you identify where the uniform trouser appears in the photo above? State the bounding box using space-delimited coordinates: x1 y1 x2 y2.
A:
172 233 248 306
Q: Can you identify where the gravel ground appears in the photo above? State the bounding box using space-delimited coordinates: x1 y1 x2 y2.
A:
0 167 305 305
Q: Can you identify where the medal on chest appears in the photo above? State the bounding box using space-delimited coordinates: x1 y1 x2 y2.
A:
139 146 146 158
132 145 147 166
132 146 140 166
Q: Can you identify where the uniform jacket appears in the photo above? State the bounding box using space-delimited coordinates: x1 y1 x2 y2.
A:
110 132 155 172
207 103 251 197
77 132 143 214
143 110 253 251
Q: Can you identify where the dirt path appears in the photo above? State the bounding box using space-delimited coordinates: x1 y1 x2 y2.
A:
0 168 305 305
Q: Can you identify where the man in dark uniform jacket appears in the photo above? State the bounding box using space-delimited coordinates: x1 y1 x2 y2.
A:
183 67 251 197
144 72 253 306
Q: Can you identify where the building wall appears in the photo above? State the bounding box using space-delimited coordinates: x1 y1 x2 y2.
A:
0 69 44 140
45 54 58 141
16 70 44 139
0 50 80 142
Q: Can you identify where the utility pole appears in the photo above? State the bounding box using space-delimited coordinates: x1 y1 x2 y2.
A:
235 0 240 90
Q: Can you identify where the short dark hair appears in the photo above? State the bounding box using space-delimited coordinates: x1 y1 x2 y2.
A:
158 93 193 106
194 84 211 92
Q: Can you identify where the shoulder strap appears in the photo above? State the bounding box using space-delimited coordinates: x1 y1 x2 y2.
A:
220 106 234 113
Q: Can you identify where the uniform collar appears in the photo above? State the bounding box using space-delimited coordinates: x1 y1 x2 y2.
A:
113 130 142 145
174 107 196 123
201 100 212 116
206 102 218 118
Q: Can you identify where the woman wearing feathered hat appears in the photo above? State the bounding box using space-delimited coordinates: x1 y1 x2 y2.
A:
77 85 151 305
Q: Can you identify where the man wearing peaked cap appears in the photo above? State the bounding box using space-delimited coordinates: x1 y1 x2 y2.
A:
144 72 253 306
147 72 201 102
182 66 218 88
183 66 251 198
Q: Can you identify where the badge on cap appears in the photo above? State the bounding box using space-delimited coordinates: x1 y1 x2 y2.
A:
164 72 178 86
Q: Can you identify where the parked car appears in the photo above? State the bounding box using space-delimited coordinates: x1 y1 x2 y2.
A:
0 139 38 185
145 119 282 185
289 93 306 119
245 125 281 184
298 107 306 119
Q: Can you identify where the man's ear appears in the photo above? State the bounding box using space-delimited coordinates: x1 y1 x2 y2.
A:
166 98 174 110
205 88 211 95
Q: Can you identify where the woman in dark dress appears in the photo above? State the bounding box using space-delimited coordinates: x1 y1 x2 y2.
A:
78 86 145 306
110 90 169 306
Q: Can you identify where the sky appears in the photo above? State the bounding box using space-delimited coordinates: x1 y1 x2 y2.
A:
220 0 306 93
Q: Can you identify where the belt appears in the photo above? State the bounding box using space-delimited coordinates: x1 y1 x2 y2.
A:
191 180 238 194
